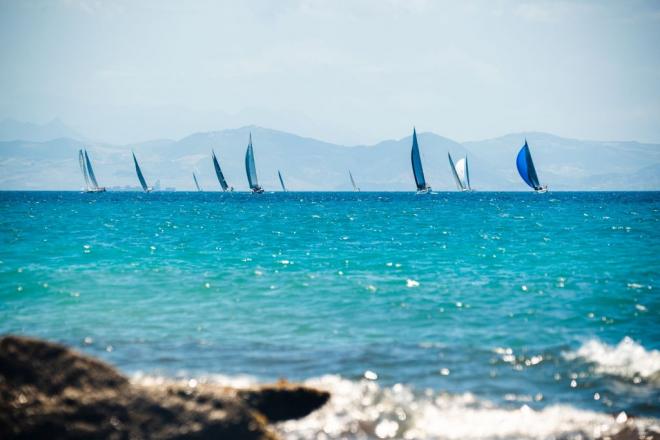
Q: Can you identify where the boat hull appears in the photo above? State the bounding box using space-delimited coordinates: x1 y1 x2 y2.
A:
416 187 432 195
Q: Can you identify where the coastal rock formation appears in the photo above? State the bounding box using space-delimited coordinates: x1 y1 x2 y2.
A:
0 335 329 439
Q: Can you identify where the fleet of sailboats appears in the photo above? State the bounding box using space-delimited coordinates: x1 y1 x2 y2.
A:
411 128 432 194
448 153 472 192
516 140 547 193
132 152 153 192
78 149 106 192
75 131 549 193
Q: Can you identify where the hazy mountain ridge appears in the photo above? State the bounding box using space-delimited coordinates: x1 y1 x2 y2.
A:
0 118 87 143
0 125 658 191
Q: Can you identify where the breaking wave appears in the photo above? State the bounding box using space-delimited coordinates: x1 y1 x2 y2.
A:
563 337 660 382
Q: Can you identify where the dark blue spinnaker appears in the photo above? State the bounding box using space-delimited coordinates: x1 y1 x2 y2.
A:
516 140 541 190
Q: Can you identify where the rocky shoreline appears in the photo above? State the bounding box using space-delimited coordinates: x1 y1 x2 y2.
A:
0 335 329 439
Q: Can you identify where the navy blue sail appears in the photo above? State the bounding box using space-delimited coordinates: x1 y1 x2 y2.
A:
132 152 151 192
516 140 541 190
212 150 229 191
410 128 430 192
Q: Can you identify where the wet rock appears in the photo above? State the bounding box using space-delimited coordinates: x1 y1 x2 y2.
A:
0 335 329 440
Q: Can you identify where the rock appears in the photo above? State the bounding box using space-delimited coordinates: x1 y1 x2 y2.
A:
0 335 329 439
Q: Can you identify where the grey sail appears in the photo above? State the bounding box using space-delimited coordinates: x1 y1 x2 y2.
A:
465 156 471 190
193 172 201 191
349 170 359 192
212 150 229 191
132 152 150 192
244 133 263 192
84 150 100 190
278 170 287 192
79 150 90 190
411 128 430 192
447 153 464 191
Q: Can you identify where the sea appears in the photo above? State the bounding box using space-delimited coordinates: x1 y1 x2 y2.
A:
1 191 658 439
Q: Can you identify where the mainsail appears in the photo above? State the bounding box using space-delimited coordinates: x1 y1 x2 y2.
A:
278 170 287 192
349 170 359 192
244 133 263 192
84 150 100 190
516 140 542 190
411 128 430 192
193 172 201 191
212 150 229 191
132 152 150 192
447 153 463 191
455 157 471 191
78 150 90 190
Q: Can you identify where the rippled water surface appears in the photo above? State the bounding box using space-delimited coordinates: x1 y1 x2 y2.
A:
1 191 658 437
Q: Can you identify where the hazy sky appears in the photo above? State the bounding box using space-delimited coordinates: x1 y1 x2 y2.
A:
1 0 659 145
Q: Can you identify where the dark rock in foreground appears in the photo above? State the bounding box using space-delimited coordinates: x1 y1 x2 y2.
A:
0 335 329 439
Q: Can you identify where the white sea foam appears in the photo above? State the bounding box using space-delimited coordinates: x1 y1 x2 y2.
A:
131 372 659 439
276 375 658 440
564 337 660 381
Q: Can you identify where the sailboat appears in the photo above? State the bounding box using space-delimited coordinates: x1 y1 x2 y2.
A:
245 133 264 193
212 150 230 191
278 170 287 192
78 149 106 192
349 170 360 192
447 153 471 192
193 172 202 192
411 128 431 194
132 152 153 192
516 140 547 193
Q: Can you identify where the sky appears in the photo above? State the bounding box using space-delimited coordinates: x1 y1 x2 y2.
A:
1 0 659 146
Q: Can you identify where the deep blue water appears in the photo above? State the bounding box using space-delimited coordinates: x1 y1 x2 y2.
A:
1 191 658 426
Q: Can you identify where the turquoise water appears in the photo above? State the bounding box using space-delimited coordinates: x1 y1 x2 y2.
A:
1 191 659 436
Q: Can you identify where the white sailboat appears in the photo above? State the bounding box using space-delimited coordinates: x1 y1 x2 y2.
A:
447 153 472 192
78 149 106 192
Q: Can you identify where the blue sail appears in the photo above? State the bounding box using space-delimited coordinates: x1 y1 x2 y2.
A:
245 133 260 191
212 151 229 191
193 172 201 191
132 152 149 192
84 150 100 189
516 140 541 190
410 128 427 191
278 170 287 192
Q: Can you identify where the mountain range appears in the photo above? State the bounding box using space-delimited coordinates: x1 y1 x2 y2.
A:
0 120 658 191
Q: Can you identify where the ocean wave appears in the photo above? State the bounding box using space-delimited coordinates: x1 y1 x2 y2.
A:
275 375 658 440
563 337 660 381
132 373 659 440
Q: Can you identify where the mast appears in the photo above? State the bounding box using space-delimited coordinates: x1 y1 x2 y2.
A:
278 170 287 192
84 150 100 190
516 140 541 190
410 128 429 191
193 172 201 191
447 153 464 191
132 152 150 192
78 150 90 191
211 150 229 191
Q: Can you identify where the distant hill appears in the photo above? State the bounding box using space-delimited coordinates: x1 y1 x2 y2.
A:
0 125 658 191
0 118 87 143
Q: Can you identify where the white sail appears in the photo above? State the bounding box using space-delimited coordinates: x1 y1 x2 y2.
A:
447 153 464 191
455 158 470 190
